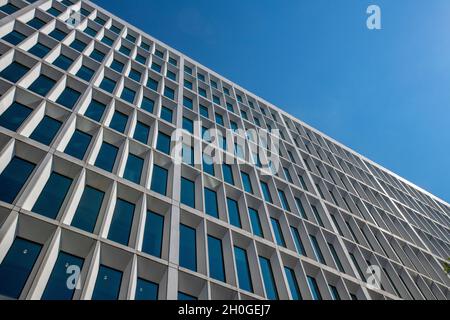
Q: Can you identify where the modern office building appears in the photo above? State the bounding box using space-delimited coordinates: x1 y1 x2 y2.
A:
0 0 448 301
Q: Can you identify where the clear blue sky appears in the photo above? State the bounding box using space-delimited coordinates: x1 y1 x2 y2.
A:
92 0 450 203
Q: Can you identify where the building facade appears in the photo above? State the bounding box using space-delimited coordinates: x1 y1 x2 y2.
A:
0 0 449 300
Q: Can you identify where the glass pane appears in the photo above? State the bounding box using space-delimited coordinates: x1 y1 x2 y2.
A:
49 28 66 41
56 87 81 109
92 265 122 300
133 121 150 144
0 102 33 131
270 217 285 247
260 181 272 203
135 278 158 300
290 226 306 256
160 106 173 123
222 164 234 185
0 157 35 203
53 55 73 70
207 235 225 282
150 165 168 196
70 39 86 52
64 129 92 160
284 267 302 300
278 189 290 211
178 292 197 300
109 111 128 133
202 154 214 176
156 132 170 154
85 99 106 122
71 185 104 233
29 42 51 58
204 188 218 218
141 97 154 113
310 234 325 264
248 208 263 237
0 61 30 83
94 142 118 172
227 198 241 228
121 87 136 103
2 30 26 45
76 65 94 82
234 246 253 293
110 60 124 73
28 75 56 96
259 256 278 299
108 198 135 246
99 77 116 93
307 276 322 300
30 116 62 145
241 172 253 193
180 177 195 208
123 154 143 184
142 210 164 258
179 224 196 271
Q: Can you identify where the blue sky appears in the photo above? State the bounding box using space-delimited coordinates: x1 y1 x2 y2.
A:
92 0 450 203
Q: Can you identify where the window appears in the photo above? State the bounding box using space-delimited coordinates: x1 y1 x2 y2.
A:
234 246 253 293
197 73 205 82
284 267 302 300
183 96 193 109
49 28 66 41
0 237 42 299
150 165 168 196
94 16 106 25
198 87 207 97
42 251 84 300
128 69 141 82
95 142 118 172
166 70 176 81
179 224 196 271
151 62 161 73
70 39 87 52
32 172 72 219
309 235 325 264
99 77 117 94
47 7 62 16
200 105 209 118
241 171 253 193
110 59 124 73
28 75 56 96
76 65 95 82
180 177 195 208
215 113 224 126
349 253 366 281
259 256 278 300
278 189 290 211
328 243 345 272
110 25 121 34
101 36 113 46
126 34 136 43
56 87 81 109
260 181 272 203
53 54 73 70
30 116 62 145
213 95 220 105
328 285 341 300
0 102 33 131
208 235 225 282
141 97 154 113
92 265 122 300
290 226 306 256
178 292 197 300
222 164 234 185
294 198 308 220
184 79 192 90
71 185 104 233
230 121 238 131
156 131 171 154
0 3 19 14
133 121 150 144
307 276 322 300
226 103 234 113
109 110 128 133
123 154 143 184
311 205 324 227
182 117 193 134
227 198 241 228
90 49 105 62
210 80 217 88
146 78 158 91
142 210 164 258
108 198 135 246
202 153 214 176
248 207 263 237
85 99 106 122
160 106 173 123
2 30 26 45
135 278 158 300
121 87 136 104
119 45 131 56
204 187 218 218
283 168 293 183
270 217 286 247
0 61 30 83
184 65 192 75
135 54 146 65
169 57 177 66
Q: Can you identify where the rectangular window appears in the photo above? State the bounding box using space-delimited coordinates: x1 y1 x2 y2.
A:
299 175 308 191
164 86 175 100
71 185 104 233
182 144 194 166
42 251 84 300
183 96 193 109
108 198 135 246
56 87 81 109
109 111 128 133
309 235 326 264
270 217 286 247
241 171 253 194
141 97 154 113
0 102 33 131
290 226 306 256
204 187 218 218
146 77 158 91
178 292 197 300
179 224 196 271
29 42 51 58
234 246 253 293
110 59 124 73
283 168 293 183
0 61 30 83
207 235 226 282
200 105 209 118
349 253 366 281
328 243 345 272
222 164 234 185
202 154 215 176
85 99 106 122
227 198 241 228
142 210 164 258
307 276 322 300
150 165 168 196
260 181 272 203
278 189 290 211
328 284 341 300
53 54 73 70
284 267 302 300
311 205 324 227
99 77 116 93
0 3 19 14
180 177 195 208
248 207 263 237
259 256 278 300
182 117 193 134
135 278 158 300
294 198 308 220
32 172 72 219
70 39 87 52
119 45 131 56
0 237 42 298
101 36 113 46
134 121 150 144
28 75 56 96
215 113 224 126
92 265 122 300
3 30 26 45
160 106 173 123
123 154 143 184
198 87 207 97
129 69 141 82
90 49 104 62
30 115 62 145
49 28 66 41
156 132 171 155
121 87 136 104
95 142 118 172
135 54 146 65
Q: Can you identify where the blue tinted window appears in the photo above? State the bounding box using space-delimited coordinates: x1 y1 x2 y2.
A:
202 154 214 176
101 36 113 46
110 25 121 34
70 39 86 52
47 7 61 16
0 237 42 298
135 54 146 65
270 217 286 247
128 69 141 82
234 246 253 293
179 224 196 271
71 185 104 233
142 210 164 258
0 3 19 14
56 87 81 109
307 276 322 300
84 27 97 37
92 265 122 300
200 105 209 118
183 96 193 109
85 99 106 122
109 111 128 133
248 207 263 237
181 177 195 208
184 79 192 90
121 87 136 103
311 205 324 227
215 113 224 126
284 168 293 183
30 115 62 145
123 154 143 184
156 132 170 154
108 198 135 246
259 256 278 300
160 106 173 123
278 189 290 211
309 235 325 264
178 292 197 300
95 142 118 172
99 77 116 93
151 62 161 73
94 16 105 25
141 97 154 113
0 61 30 83
227 198 241 228
284 267 302 300
208 235 225 282
241 172 253 193
29 75 56 96
110 60 124 73
0 102 32 131
49 28 66 41
133 121 150 144
119 45 131 56
146 78 158 91
182 117 193 134
329 285 341 300
29 42 51 58
32 172 72 219
3 30 26 45
150 165 168 196
53 54 73 70
213 95 220 105
260 181 272 203
0 157 35 203
166 70 176 81
169 57 177 66
290 226 306 256
295 197 308 220
65 129 91 160
328 243 344 273
222 164 234 185
42 251 84 300
164 86 174 100
204 188 218 218
135 278 158 300
76 65 94 82
182 144 193 166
